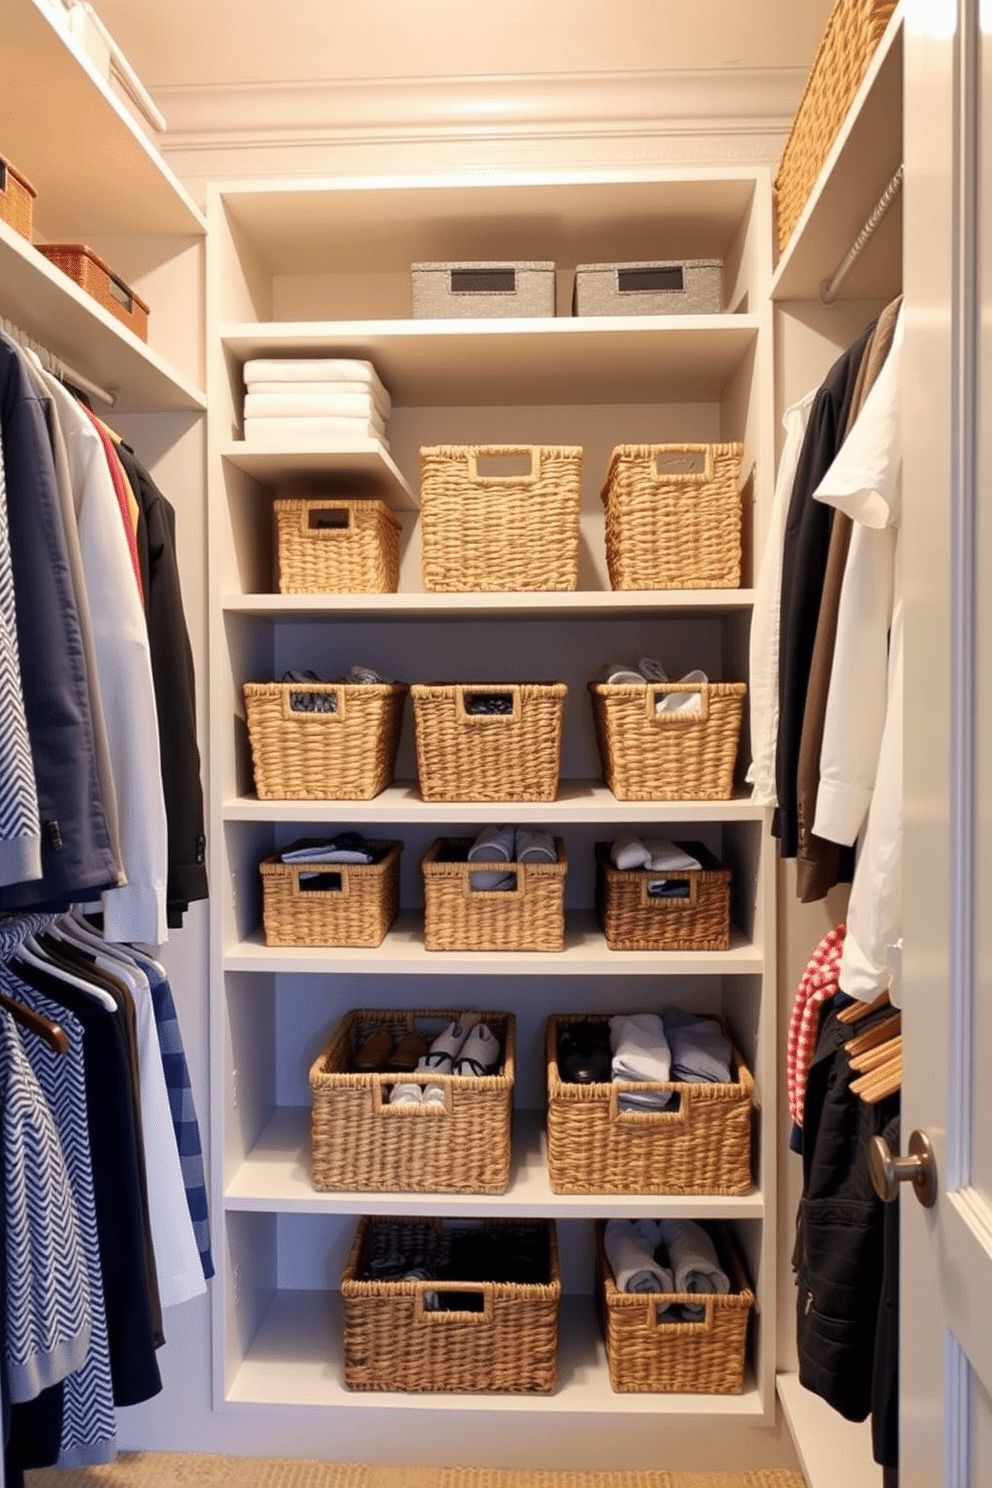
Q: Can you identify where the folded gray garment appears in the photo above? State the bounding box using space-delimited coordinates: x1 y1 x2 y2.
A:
516 829 556 862
339 664 393 685
604 1219 673 1297
657 1219 729 1317
609 1013 671 1083
617 1088 675 1113
662 1008 733 1084
467 824 517 891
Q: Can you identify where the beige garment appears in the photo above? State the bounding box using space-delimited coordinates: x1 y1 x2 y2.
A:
795 294 903 902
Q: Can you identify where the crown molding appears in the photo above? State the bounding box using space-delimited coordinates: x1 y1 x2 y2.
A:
155 66 805 151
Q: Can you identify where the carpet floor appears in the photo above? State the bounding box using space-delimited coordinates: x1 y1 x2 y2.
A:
25 1455 808 1488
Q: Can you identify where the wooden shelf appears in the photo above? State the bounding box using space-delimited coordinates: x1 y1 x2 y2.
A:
221 438 416 508
771 5 903 303
222 590 755 617
223 913 762 976
0 218 206 414
225 1287 763 1417
221 317 759 407
5 0 205 239
222 782 766 825
225 1108 764 1220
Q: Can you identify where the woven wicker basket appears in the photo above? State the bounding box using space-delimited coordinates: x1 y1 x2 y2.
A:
259 839 402 947
309 1008 515 1193
595 1220 753 1393
600 443 744 590
419 444 583 592
411 682 567 802
0 157 35 240
243 679 408 800
774 0 898 254
341 1215 560 1392
274 498 401 594
545 1013 753 1195
421 836 567 952
589 679 746 801
595 840 731 951
37 243 149 340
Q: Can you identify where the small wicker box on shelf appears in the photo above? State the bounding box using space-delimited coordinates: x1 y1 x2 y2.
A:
419 444 583 592
600 443 744 591
243 678 407 800
274 498 402 594
595 840 731 952
773 0 899 255
309 1008 515 1193
411 682 567 803
0 156 35 240
421 836 567 952
341 1214 561 1393
588 678 746 801
545 1013 753 1195
259 838 402 948
36 243 149 340
595 1220 753 1394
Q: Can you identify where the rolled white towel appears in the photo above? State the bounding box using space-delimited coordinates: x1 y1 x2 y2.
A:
604 1219 673 1296
467 825 516 891
516 829 557 863
609 1013 671 1084
657 1219 730 1315
611 833 652 871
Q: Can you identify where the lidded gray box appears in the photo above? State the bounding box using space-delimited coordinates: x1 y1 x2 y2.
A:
412 261 556 319
573 260 723 317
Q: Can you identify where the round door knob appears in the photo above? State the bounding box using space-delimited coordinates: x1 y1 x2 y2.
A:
870 1129 937 1208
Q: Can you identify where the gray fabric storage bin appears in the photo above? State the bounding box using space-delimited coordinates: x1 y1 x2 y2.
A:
412 261 556 319
573 260 723 316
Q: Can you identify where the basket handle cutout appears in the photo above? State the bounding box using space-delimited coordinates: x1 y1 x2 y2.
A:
467 447 539 485
283 686 343 721
617 265 684 295
415 1286 492 1324
647 682 709 724
0 162 7 193
647 1295 716 1331
108 273 134 312
652 446 714 483
294 869 345 896
608 1083 685 1125
640 874 698 909
375 1081 453 1117
464 862 525 899
306 507 351 533
457 685 521 723
450 267 516 294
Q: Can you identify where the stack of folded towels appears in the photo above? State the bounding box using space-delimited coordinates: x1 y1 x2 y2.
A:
598 657 707 715
603 1217 731 1314
609 1010 733 1111
611 835 701 897
242 357 392 448
466 824 557 891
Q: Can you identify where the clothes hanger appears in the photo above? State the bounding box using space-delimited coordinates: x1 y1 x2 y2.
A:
0 990 69 1055
835 988 891 1026
15 935 118 1012
844 1010 901 1059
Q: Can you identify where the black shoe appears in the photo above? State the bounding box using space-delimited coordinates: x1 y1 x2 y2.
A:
556 1020 611 1084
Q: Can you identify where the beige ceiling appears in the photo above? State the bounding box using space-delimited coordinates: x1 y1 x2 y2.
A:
90 0 835 90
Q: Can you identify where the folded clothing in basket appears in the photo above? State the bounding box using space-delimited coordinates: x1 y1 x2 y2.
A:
605 1218 730 1315
610 835 702 895
597 658 708 714
608 1011 732 1109
662 1008 733 1084
280 832 379 865
362 1219 550 1304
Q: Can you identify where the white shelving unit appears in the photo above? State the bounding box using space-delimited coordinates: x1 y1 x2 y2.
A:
207 165 777 1460
771 9 902 1488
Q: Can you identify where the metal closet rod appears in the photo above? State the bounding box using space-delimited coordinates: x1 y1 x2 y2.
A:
0 314 116 407
820 163 904 306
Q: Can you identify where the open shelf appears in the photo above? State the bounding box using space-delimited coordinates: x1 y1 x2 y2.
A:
226 1287 763 1418
223 914 762 976
225 1108 764 1220
223 590 755 617
221 438 416 508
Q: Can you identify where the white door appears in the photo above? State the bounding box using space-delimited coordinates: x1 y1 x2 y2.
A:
899 0 992 1482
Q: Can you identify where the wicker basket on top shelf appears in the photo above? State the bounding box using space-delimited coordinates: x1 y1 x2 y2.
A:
37 243 149 340
774 0 899 255
0 157 35 240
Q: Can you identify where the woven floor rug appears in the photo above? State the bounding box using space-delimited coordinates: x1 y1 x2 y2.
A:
25 1456 808 1488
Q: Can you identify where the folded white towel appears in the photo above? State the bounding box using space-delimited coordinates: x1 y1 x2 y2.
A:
243 356 390 401
611 833 653 871
604 1219 674 1297
516 829 557 863
640 839 702 872
655 670 707 715
245 378 393 415
657 1219 730 1311
467 825 516 891
609 1013 671 1084
243 417 388 445
244 392 388 420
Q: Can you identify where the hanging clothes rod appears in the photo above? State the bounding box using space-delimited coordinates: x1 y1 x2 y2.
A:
0 314 116 408
820 164 904 306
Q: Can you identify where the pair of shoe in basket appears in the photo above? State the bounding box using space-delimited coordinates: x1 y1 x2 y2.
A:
388 1014 501 1107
